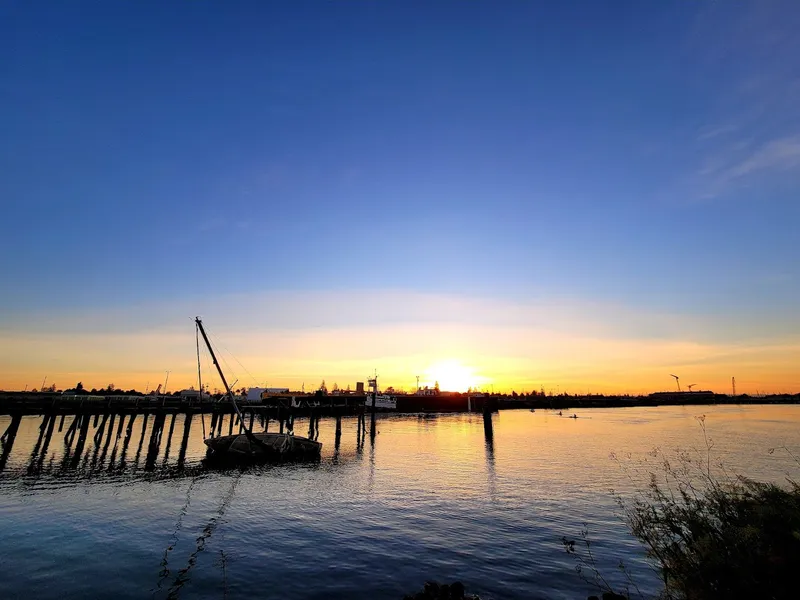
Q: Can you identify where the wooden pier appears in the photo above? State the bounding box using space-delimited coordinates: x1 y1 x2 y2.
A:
0 394 373 477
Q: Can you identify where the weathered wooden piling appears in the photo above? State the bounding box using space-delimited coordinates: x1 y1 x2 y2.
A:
70 412 92 467
58 413 66 432
483 400 494 441
0 414 23 472
115 413 126 440
93 414 110 446
161 413 177 464
30 413 51 459
176 412 193 469
31 412 57 473
145 412 167 470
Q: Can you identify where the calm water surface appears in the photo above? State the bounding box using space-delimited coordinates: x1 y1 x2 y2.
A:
1 405 799 599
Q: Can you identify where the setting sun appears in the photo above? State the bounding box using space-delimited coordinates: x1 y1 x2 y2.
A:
424 359 486 393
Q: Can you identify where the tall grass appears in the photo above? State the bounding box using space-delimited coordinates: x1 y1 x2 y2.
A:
566 416 800 600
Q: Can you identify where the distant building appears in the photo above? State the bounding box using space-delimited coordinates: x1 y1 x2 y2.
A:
356 382 365 393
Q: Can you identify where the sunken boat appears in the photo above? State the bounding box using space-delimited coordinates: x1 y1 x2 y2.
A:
195 317 322 462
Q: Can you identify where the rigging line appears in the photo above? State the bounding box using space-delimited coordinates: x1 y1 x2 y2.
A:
152 476 198 597
165 472 242 599
202 323 260 388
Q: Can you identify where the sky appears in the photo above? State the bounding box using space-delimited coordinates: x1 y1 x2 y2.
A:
1 1 799 395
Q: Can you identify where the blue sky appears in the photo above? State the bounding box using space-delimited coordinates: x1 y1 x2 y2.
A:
1 1 798 393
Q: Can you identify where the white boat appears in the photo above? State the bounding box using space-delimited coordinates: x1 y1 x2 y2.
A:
368 394 397 410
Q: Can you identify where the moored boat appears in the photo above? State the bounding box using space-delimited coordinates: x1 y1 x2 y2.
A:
195 317 322 462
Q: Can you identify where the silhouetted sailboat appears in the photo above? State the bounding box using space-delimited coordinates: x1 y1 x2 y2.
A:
195 318 321 461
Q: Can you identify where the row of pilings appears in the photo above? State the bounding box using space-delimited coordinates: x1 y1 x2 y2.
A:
0 402 376 476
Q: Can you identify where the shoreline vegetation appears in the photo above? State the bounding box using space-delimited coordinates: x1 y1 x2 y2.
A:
561 418 800 600
1 387 798 416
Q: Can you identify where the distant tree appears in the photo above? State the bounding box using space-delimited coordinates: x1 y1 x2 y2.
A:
332 382 339 392
31 388 38 393
106 383 115 392
512 390 518 398
346 384 351 393
434 381 440 392
319 380 327 393
75 382 84 392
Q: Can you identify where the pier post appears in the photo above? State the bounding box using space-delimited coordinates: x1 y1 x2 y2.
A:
482 398 494 441
176 412 193 469
115 413 126 440
161 413 177 465
145 412 167 470
0 413 23 472
335 410 342 450
209 412 218 436
70 412 92 467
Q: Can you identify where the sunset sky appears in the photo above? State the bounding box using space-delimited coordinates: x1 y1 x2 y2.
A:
1 1 798 395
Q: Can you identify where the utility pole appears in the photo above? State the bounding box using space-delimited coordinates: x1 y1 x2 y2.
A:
732 377 736 397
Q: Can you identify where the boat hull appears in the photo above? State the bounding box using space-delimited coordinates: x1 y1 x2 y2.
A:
204 432 322 461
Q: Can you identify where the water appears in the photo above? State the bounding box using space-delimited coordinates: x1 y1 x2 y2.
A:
1 405 799 599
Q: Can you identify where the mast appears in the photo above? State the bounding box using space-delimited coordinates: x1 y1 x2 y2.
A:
195 317 247 425
196 325 204 403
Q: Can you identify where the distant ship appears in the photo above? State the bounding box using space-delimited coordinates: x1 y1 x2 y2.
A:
367 374 397 410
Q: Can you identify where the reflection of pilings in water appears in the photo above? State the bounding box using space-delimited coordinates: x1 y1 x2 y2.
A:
0 414 23 472
165 473 241 599
93 413 100 428
334 412 342 450
70 412 92 468
176 412 193 469
484 419 497 500
145 412 167 471
161 413 178 465
58 414 65 433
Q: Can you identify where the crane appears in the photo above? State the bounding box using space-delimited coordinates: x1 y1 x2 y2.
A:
670 374 681 392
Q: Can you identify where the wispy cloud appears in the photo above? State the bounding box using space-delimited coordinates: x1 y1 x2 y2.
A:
698 135 800 198
682 1 800 200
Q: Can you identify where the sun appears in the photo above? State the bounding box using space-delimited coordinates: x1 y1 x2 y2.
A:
424 359 484 393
